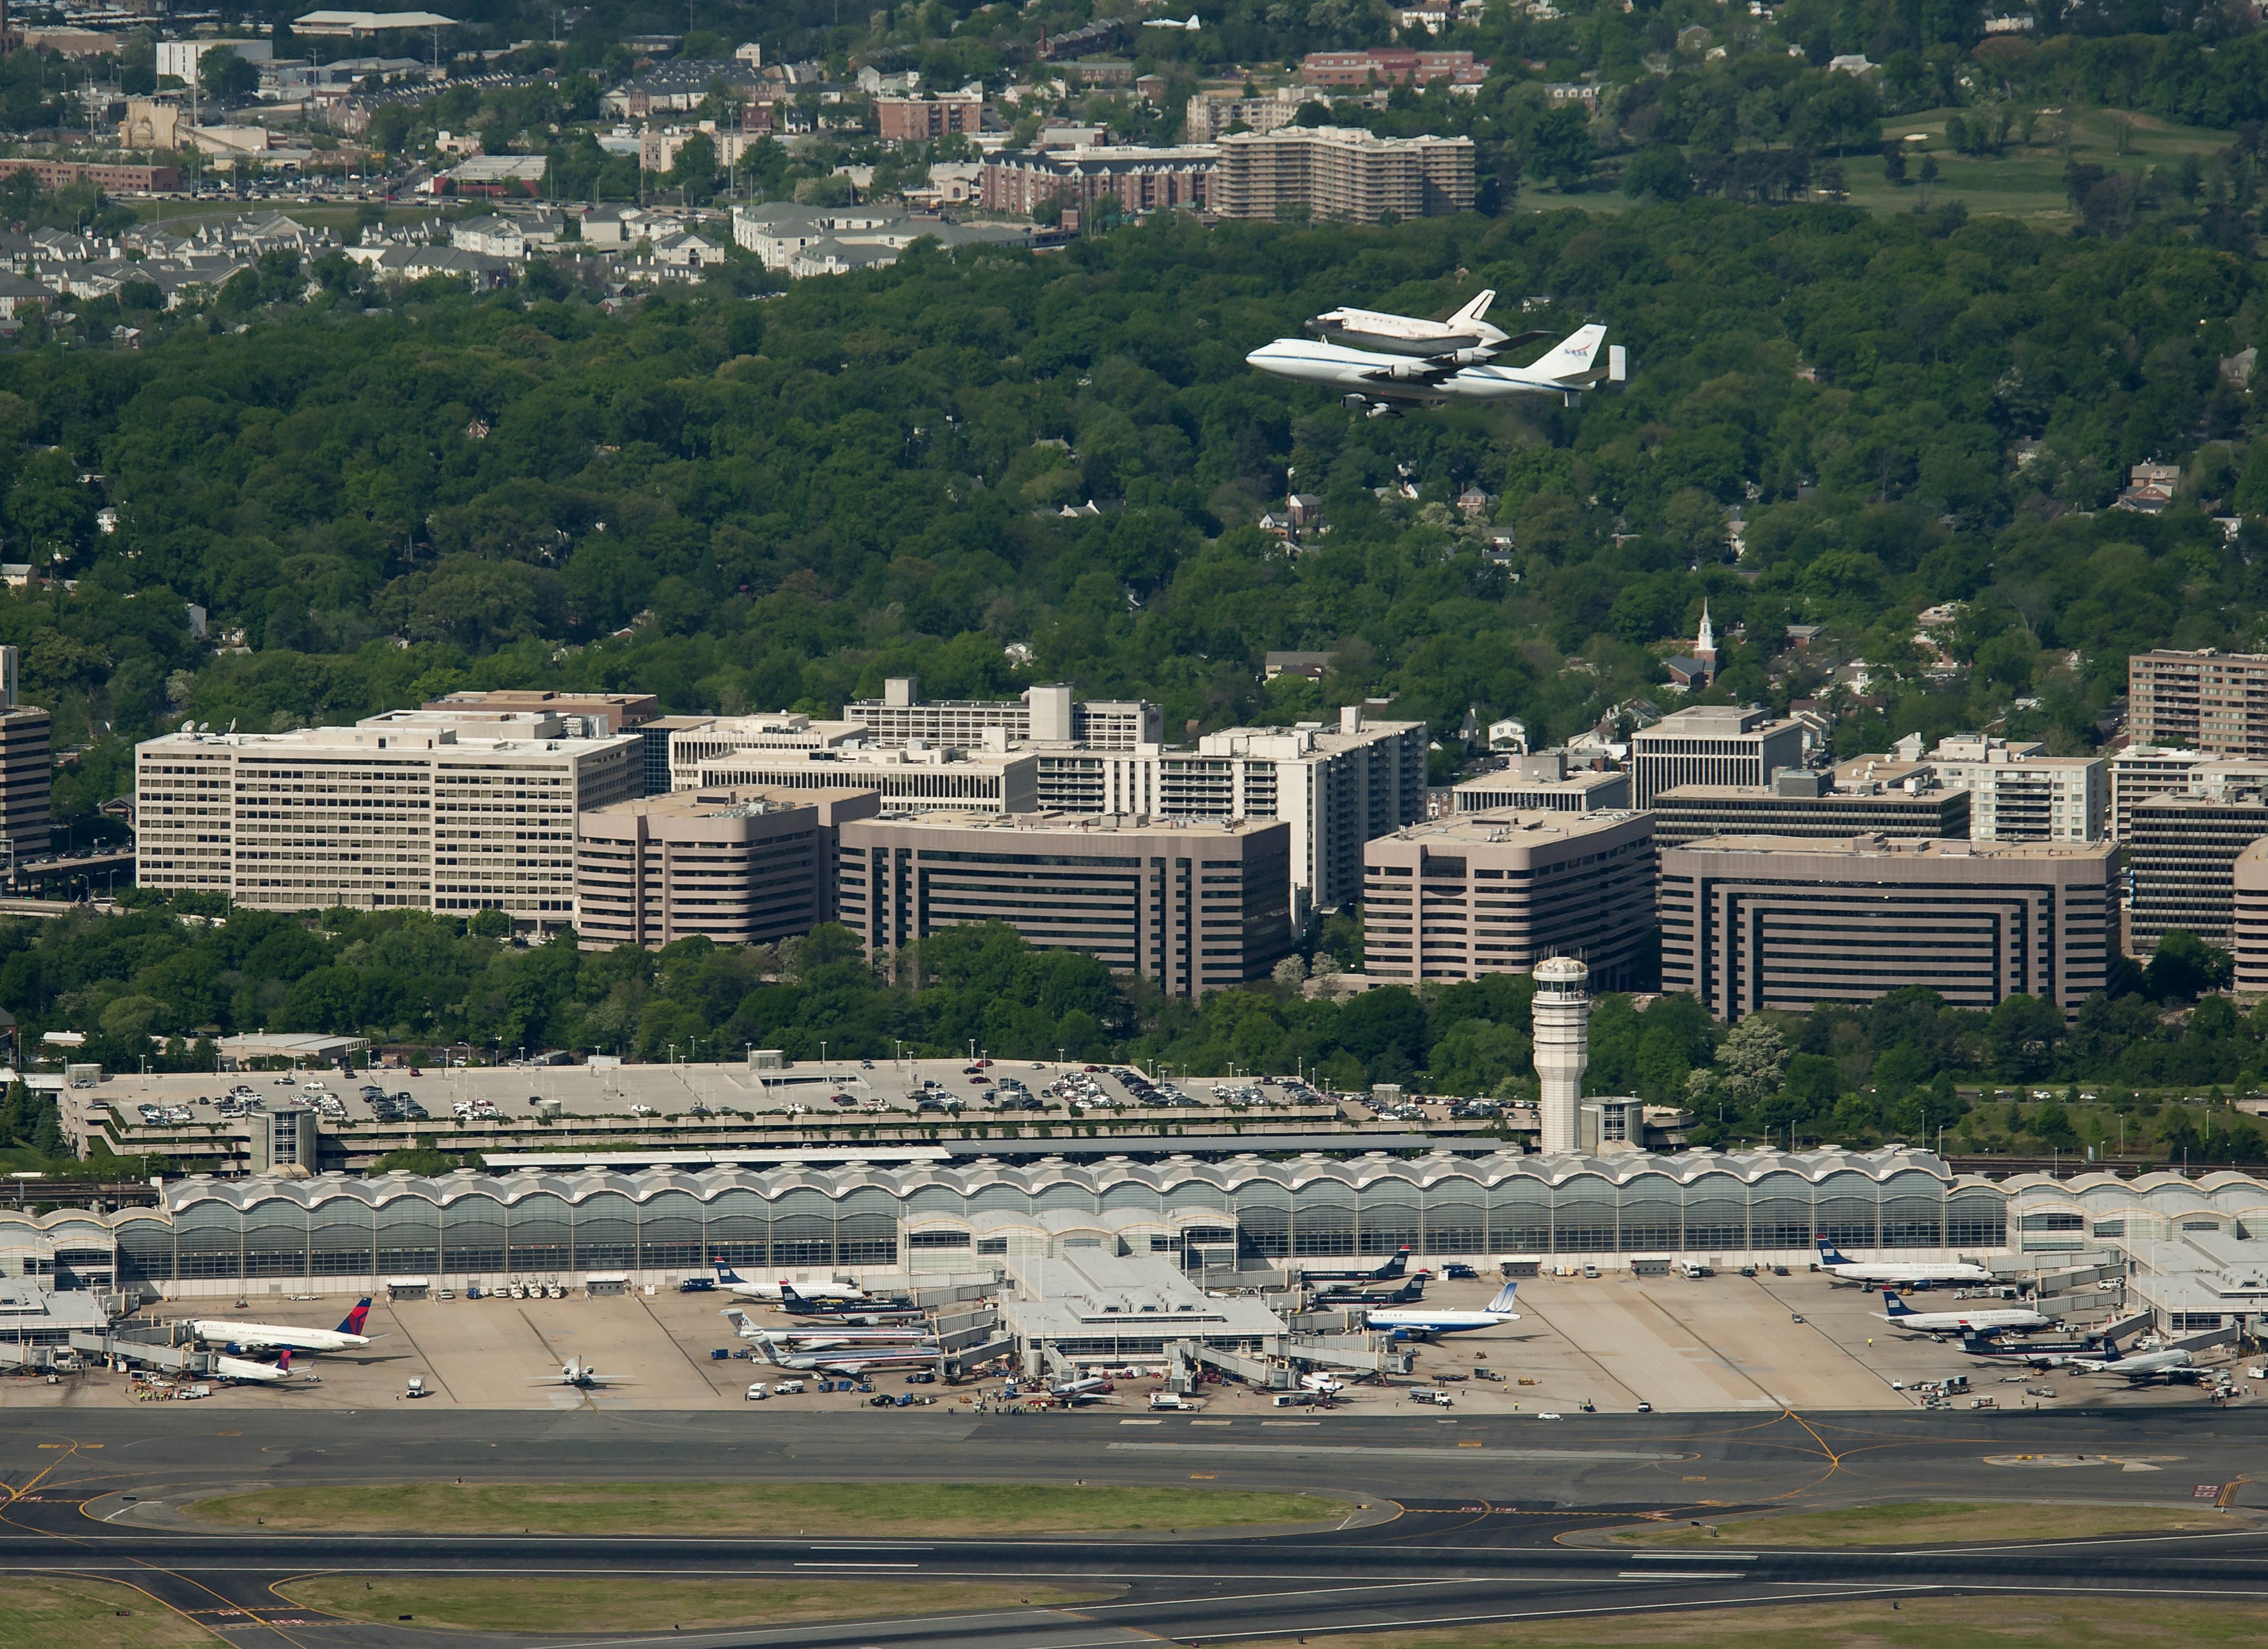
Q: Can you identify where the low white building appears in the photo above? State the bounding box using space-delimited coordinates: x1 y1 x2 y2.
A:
998 1247 1286 1363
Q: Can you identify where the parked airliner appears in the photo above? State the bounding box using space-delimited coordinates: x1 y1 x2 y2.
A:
1365 1282 1522 1338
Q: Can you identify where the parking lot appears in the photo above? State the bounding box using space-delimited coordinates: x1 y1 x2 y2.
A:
10 1266 2245 1417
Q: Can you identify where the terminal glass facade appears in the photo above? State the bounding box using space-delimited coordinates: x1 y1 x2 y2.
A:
100 1150 2003 1287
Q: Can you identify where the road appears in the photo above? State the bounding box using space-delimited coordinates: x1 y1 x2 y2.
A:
5 1407 2268 1648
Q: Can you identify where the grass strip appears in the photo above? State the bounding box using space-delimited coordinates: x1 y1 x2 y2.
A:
277 1575 1118 1631
0 1576 221 1649
1613 1498 2244 1548
189 1479 1339 1535
1229 1595 2268 1648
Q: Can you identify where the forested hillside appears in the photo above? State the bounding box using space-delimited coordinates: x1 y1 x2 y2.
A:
1 202 2260 808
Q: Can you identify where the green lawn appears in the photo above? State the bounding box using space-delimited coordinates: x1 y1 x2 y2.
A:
188 1480 1343 1537
0 1577 218 1649
1846 104 2230 221
279 1575 1116 1631
1232 1596 2268 1649
1614 1499 2248 1547
1516 104 2239 222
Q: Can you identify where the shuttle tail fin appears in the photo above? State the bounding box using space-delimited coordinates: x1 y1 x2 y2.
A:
712 1257 746 1284
1880 1288 1916 1317
1450 288 1496 327
1815 1235 1852 1267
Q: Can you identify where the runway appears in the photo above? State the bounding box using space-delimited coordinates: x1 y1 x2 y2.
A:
7 1408 2268 1648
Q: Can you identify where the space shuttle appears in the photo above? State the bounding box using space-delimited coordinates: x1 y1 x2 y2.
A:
1306 290 1528 357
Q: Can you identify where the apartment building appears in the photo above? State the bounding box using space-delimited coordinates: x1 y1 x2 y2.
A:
1298 48 1487 86
1659 835 2119 1021
421 689 661 736
1628 705 1807 807
1025 707 1426 917
0 646 51 857
681 740 1040 813
1925 735 2104 842
2128 650 2268 756
835 811 1292 997
2109 745 2212 840
2125 785 2268 952
136 712 639 930
979 144 1218 218
1650 771 1971 849
1360 809 1655 987
1183 86 1319 141
574 787 879 951
1210 126 1475 222
875 91 986 142
843 678 1162 750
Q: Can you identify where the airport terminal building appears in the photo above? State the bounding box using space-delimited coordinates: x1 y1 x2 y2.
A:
12 1153 2268 1331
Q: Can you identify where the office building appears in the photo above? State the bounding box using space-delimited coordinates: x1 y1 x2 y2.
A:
135 711 639 931
2229 839 2268 996
1210 126 1475 222
1359 810 1654 987
979 145 1218 218
666 713 868 785
2126 787 2268 952
1628 705 1806 807
1659 835 2120 1021
2109 746 2212 841
421 689 660 735
1452 751 1630 814
836 810 1291 997
0 645 51 857
682 740 1039 813
1650 771 1971 849
636 715 715 796
2128 650 2268 757
844 678 1162 750
575 787 879 951
1028 708 1425 917
1924 735 2104 842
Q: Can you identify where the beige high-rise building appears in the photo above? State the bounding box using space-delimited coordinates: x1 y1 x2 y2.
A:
575 787 878 951
136 710 638 931
1211 125 1474 221
1359 809 1654 987
836 810 1292 998
1659 835 2119 1021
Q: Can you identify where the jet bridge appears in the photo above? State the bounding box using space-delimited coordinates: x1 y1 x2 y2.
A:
68 1332 214 1374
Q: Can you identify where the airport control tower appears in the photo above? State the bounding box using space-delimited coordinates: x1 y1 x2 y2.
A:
1532 956 1591 1155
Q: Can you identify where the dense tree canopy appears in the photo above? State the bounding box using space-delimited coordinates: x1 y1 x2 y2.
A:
3 204 2260 818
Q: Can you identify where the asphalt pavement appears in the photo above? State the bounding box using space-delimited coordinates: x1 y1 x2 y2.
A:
6 1407 2268 1648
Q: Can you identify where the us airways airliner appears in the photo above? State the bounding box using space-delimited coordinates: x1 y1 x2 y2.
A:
1365 1282 1522 1339
1815 1236 1996 1290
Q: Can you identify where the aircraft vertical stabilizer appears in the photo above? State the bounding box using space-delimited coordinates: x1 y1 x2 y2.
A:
1530 324 1608 381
